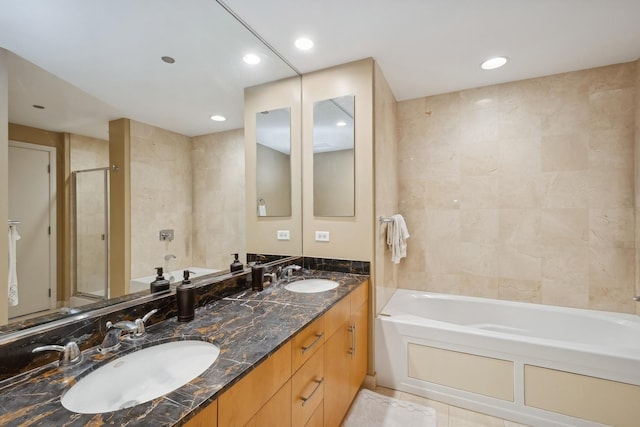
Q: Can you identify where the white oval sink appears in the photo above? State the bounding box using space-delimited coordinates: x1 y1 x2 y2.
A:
62 340 220 414
284 279 339 293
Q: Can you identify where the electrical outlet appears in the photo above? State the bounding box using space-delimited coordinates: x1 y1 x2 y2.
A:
277 230 290 241
159 229 174 242
315 231 330 242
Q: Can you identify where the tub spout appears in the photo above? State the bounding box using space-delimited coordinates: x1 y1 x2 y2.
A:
633 296 640 302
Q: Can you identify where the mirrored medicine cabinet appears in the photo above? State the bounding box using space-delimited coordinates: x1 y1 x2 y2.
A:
312 95 355 217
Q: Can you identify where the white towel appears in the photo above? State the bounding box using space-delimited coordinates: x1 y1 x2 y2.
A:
8 225 21 306
386 214 409 264
258 204 267 217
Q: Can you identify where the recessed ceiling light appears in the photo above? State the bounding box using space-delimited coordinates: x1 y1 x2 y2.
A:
481 56 508 70
210 115 226 122
336 121 346 127
295 37 314 50
32 104 45 109
243 54 261 65
161 56 175 64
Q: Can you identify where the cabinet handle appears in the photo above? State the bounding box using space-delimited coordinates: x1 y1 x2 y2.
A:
301 332 324 354
301 378 324 406
349 324 356 359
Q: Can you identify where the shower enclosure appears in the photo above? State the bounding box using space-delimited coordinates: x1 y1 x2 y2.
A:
72 167 109 301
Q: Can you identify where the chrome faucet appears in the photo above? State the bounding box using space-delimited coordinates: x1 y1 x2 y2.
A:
33 341 82 366
279 264 302 280
131 309 158 337
100 309 158 351
633 296 640 302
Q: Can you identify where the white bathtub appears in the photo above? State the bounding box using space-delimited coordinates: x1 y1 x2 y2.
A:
375 290 640 427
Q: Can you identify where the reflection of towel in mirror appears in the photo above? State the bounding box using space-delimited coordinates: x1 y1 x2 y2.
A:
386 214 410 264
8 225 21 306
258 204 267 216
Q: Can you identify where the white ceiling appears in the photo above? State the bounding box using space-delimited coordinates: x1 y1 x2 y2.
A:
2 0 640 140
225 0 640 100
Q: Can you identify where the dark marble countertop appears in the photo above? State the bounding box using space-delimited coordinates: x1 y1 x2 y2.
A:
0 270 368 426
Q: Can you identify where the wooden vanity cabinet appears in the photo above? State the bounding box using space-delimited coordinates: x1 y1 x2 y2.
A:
214 280 368 427
324 281 369 427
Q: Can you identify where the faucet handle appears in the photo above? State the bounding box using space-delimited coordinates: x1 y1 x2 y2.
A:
133 309 158 337
106 320 137 331
33 341 82 366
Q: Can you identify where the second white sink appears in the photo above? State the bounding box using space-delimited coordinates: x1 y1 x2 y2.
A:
284 279 339 293
61 340 220 414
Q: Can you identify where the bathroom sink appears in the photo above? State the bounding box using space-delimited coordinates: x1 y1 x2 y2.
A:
61 340 220 414
284 279 339 293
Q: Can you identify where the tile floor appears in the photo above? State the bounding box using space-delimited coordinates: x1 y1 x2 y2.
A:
373 387 530 427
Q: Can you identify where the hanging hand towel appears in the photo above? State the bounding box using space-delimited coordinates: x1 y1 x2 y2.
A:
386 214 410 264
258 199 267 217
8 225 21 306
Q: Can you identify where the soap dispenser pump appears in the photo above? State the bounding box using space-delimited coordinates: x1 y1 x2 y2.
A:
176 270 195 322
230 253 243 273
150 267 170 293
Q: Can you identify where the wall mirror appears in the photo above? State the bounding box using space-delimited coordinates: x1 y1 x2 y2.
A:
312 95 355 217
0 0 299 330
255 107 292 217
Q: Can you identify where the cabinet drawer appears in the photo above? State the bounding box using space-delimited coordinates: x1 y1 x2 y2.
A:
305 400 324 427
218 342 291 427
292 316 325 372
292 347 324 427
324 295 350 339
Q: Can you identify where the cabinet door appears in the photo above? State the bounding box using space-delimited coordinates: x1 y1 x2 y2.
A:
184 400 217 427
349 300 368 400
323 323 351 427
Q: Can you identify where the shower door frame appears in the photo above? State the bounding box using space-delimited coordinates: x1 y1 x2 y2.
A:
72 167 110 301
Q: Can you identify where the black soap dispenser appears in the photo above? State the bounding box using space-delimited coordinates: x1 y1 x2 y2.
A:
230 253 243 273
150 267 170 293
176 270 195 322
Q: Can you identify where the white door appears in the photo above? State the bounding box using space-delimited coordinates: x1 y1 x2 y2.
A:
8 141 56 319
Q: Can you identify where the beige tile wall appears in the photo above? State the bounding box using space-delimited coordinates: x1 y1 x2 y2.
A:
192 129 246 270
129 120 192 279
397 61 637 313
70 134 109 171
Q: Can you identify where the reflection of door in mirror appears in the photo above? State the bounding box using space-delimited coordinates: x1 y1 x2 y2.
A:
312 95 355 217
8 141 57 320
255 107 292 217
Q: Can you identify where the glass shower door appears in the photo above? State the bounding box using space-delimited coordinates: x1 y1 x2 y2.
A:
73 167 109 300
